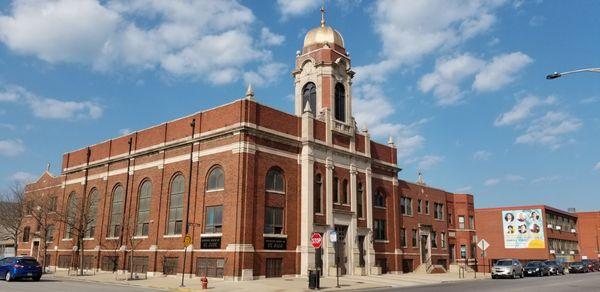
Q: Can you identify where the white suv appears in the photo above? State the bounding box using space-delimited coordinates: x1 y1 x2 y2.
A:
492 259 524 279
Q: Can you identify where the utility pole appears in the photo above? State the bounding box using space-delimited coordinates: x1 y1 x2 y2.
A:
181 118 196 288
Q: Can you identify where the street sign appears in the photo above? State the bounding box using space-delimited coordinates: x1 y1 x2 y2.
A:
477 239 489 251
329 230 337 243
311 232 322 248
184 234 192 247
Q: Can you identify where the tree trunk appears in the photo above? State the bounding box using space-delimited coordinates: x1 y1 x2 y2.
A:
79 238 84 276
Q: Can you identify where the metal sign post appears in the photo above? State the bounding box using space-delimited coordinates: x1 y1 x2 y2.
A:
181 234 192 287
330 230 339 288
477 239 489 277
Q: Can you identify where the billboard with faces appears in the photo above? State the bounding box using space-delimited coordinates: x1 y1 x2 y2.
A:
502 209 545 249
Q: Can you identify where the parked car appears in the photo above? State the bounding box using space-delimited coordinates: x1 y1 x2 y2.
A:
523 261 550 277
491 259 524 279
0 256 42 281
568 262 589 273
544 260 565 275
581 259 595 272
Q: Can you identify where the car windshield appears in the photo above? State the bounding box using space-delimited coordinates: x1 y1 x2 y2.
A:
525 262 540 267
496 260 513 266
17 258 39 265
545 261 556 265
570 262 582 266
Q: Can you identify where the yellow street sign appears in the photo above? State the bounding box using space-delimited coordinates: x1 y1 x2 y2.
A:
184 234 192 247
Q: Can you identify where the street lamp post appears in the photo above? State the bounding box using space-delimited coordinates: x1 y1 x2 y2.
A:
546 67 600 79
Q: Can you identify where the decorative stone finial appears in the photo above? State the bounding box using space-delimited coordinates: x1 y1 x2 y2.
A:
387 135 394 146
417 172 426 186
303 100 313 114
45 162 50 172
245 84 254 100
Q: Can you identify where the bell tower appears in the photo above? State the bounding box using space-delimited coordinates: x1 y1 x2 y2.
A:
292 5 355 127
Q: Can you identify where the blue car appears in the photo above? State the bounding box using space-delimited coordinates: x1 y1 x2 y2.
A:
0 256 42 281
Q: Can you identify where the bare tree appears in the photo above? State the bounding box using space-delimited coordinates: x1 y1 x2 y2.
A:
28 193 58 271
125 218 145 280
0 183 26 254
54 192 98 276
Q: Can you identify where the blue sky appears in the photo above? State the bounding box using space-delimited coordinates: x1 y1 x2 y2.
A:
0 0 599 211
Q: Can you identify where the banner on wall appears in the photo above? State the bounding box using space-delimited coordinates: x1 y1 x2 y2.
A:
502 208 545 249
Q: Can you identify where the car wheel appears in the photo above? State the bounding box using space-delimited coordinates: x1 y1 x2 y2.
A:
5 271 12 282
33 276 41 281
513 271 518 279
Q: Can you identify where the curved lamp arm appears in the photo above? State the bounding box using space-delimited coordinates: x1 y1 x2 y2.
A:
546 68 600 79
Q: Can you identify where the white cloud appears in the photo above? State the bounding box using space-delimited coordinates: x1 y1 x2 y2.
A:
356 0 507 83
417 155 444 170
243 63 289 87
484 174 524 186
0 85 102 120
0 139 25 157
260 27 285 46
484 178 501 186
473 52 533 92
529 16 545 27
419 52 532 106
494 95 555 126
419 54 485 105
0 0 120 63
473 150 492 161
515 111 582 150
276 0 321 19
8 171 37 184
118 128 132 136
0 0 281 85
594 162 600 171
580 96 600 104
353 83 428 160
455 186 472 193
531 175 561 184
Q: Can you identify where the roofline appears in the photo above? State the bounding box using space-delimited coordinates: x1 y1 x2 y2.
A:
475 204 577 218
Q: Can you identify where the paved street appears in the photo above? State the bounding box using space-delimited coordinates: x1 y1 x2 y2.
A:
374 273 600 292
0 277 163 292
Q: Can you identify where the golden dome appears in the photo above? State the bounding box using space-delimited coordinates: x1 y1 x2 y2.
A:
303 26 345 49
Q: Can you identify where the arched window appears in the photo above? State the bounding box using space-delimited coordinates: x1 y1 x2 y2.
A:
207 166 224 191
302 82 316 115
85 189 99 238
64 192 77 239
374 190 385 207
108 185 124 238
314 174 322 213
334 83 346 121
136 180 152 236
357 183 364 218
167 174 185 235
265 168 285 193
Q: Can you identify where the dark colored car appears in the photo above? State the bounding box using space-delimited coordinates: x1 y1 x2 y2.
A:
568 262 589 273
544 260 565 275
0 256 42 281
523 261 550 277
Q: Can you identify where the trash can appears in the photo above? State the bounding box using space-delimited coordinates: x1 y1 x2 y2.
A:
308 270 319 289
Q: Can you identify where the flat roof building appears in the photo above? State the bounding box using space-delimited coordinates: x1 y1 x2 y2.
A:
475 205 580 270
576 211 600 260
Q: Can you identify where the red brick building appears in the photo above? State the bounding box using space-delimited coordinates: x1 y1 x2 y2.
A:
17 16 475 280
475 205 580 270
576 211 600 260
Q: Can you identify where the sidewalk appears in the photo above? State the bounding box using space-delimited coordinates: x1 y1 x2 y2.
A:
49 270 490 291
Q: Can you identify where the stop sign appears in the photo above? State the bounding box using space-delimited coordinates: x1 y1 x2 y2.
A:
311 232 322 248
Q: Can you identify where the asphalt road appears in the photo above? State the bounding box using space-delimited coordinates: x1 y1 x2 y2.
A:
373 272 600 292
0 277 163 292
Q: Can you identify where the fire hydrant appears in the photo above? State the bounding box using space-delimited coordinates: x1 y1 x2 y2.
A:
201 275 208 289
